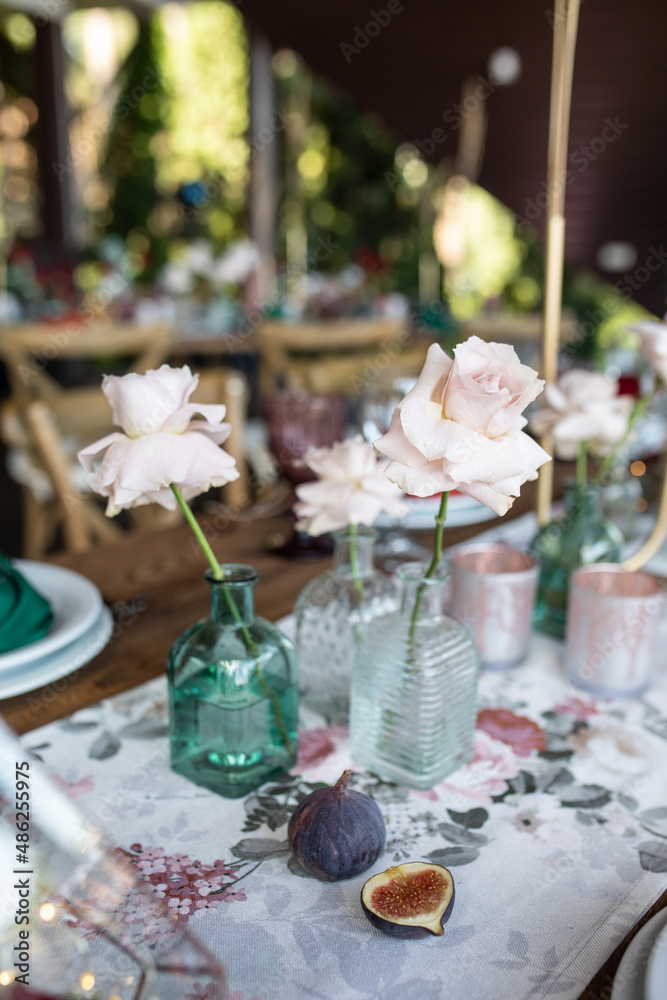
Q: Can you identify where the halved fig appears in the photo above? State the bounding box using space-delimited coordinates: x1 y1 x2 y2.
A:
361 862 455 938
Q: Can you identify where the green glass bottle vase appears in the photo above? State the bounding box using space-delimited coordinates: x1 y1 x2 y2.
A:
530 481 623 639
168 564 298 798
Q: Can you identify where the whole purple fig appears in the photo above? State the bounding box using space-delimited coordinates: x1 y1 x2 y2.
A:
288 770 386 881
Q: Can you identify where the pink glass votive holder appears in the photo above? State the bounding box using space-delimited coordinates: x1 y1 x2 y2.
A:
449 543 539 670
564 563 664 697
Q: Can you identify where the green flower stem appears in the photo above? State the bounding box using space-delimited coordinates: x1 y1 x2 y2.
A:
171 484 223 579
170 484 294 755
576 441 588 486
348 523 365 602
594 385 658 486
409 491 449 647
348 522 365 647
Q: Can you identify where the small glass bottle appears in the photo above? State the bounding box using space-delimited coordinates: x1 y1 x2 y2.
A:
350 562 480 789
295 527 399 724
530 481 623 639
168 564 298 798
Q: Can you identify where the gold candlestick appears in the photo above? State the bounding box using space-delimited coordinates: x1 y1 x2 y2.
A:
537 0 581 525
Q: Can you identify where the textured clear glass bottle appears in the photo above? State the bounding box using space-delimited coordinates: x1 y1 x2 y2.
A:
350 563 480 789
168 565 298 798
530 481 623 639
295 528 398 724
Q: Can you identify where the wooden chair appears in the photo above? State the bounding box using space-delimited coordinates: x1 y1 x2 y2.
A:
0 367 250 557
257 318 431 397
0 321 175 402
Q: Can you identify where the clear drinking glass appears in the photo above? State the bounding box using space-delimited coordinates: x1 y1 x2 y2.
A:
295 528 399 724
350 562 480 789
168 565 298 798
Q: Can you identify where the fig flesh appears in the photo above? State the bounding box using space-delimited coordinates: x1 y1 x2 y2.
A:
361 862 455 938
288 770 385 881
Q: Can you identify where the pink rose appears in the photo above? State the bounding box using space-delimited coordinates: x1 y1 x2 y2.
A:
631 319 667 382
476 707 546 756
529 369 633 459
375 337 550 516
294 436 408 535
78 365 239 515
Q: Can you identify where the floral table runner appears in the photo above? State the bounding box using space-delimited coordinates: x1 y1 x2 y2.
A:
19 614 667 1000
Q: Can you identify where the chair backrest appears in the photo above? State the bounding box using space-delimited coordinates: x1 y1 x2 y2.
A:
0 394 123 554
257 318 430 397
0 366 249 555
192 368 249 509
0 321 175 402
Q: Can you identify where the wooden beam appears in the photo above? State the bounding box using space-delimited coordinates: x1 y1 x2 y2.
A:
248 30 277 308
33 19 74 253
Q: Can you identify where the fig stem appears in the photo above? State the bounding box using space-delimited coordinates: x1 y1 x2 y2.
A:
335 769 352 792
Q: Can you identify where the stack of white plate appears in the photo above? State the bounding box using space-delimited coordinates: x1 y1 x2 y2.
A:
374 491 498 531
612 906 667 1000
0 562 113 700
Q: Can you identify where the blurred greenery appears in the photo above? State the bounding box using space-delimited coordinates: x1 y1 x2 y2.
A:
0 1 657 351
102 18 167 278
277 68 422 293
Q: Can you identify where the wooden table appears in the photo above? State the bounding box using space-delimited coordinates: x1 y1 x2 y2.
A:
0 497 664 998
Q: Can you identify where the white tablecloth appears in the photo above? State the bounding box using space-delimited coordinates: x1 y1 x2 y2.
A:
20 606 667 1000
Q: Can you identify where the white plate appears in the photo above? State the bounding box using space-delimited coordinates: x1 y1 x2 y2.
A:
0 561 103 670
645 921 667 1000
0 606 113 700
375 492 497 531
611 906 667 1000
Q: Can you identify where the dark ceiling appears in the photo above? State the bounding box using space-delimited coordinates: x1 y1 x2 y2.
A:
242 0 667 315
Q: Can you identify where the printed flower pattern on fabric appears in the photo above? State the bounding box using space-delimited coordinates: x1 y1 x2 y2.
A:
476 708 547 756
120 845 250 923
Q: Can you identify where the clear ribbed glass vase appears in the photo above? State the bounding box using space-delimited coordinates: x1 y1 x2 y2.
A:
349 562 480 789
295 528 398 724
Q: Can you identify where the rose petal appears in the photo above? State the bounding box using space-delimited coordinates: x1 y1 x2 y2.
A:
401 342 453 406
90 431 238 515
103 365 199 437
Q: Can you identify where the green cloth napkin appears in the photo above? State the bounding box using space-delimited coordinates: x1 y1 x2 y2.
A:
0 553 54 654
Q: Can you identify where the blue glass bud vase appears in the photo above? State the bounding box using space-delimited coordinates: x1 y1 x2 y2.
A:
168 565 298 798
530 481 623 639
350 563 480 789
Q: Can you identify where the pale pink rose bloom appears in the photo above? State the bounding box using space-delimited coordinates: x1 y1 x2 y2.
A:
631 319 667 382
529 369 633 459
375 337 550 516
294 435 408 536
78 365 239 516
